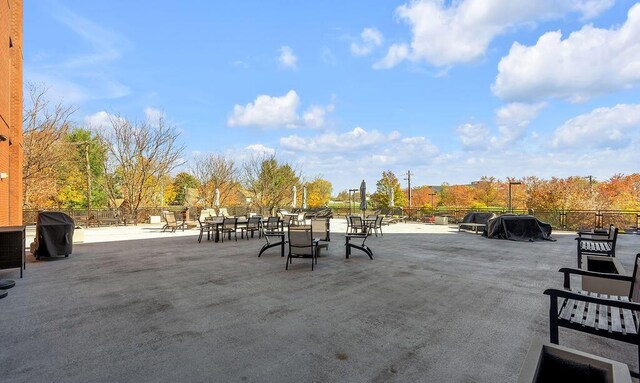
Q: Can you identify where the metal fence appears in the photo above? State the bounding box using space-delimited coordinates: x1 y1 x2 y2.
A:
23 206 640 232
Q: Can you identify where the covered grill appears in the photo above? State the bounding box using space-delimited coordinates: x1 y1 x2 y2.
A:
33 211 75 260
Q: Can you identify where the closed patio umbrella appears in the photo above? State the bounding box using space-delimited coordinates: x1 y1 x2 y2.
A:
302 186 307 209
389 187 394 208
292 185 297 208
359 180 367 212
214 188 220 208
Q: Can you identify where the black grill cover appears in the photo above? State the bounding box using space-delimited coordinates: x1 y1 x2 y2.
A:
459 212 496 231
35 211 74 257
484 214 553 242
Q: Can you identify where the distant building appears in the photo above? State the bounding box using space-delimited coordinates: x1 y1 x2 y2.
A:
0 0 23 225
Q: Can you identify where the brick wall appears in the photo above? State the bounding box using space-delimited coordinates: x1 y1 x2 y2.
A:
0 0 23 226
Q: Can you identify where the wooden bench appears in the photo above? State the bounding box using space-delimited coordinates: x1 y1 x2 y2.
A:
576 225 618 268
544 253 640 378
458 222 485 234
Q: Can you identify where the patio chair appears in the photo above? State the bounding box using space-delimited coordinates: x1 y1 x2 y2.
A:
197 218 213 243
220 217 238 242
370 215 383 237
162 211 179 233
259 217 285 257
311 217 330 256
544 253 640 378
242 215 262 239
576 225 618 268
286 225 318 271
348 216 367 235
281 214 294 228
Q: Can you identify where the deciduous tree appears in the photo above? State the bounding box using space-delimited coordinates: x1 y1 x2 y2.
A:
190 154 238 208
243 155 300 215
370 171 406 208
99 113 184 222
306 178 332 208
22 83 77 208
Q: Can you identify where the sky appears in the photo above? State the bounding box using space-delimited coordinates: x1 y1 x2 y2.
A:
24 0 640 193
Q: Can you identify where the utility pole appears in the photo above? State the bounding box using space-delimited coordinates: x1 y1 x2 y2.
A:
429 192 437 215
84 142 91 213
404 170 413 208
69 141 92 213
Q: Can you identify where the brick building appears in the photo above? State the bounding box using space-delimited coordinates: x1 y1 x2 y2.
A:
0 0 23 226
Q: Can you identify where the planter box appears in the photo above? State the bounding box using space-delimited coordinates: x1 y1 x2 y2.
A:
434 216 448 225
583 256 630 296
518 340 631 383
73 226 84 244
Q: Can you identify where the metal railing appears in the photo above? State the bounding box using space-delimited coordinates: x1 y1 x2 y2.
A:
22 206 640 232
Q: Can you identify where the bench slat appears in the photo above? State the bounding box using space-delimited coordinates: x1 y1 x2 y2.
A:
585 292 598 328
572 299 587 324
610 305 622 333
560 299 576 321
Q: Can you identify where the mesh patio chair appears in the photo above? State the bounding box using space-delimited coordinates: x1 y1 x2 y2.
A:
311 217 330 256
286 225 318 270
197 218 214 243
162 211 178 233
220 217 238 242
348 216 367 234
242 215 262 239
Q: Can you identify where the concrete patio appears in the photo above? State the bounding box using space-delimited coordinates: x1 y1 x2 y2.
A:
1 221 639 382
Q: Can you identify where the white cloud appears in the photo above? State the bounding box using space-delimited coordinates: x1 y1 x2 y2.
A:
227 90 333 129
377 0 614 68
492 102 546 146
279 127 438 163
456 123 492 150
245 144 276 156
455 103 544 150
373 44 410 69
85 111 113 129
83 110 130 134
144 107 165 125
278 46 298 70
351 27 384 56
493 4 640 102
552 104 640 149
280 127 391 153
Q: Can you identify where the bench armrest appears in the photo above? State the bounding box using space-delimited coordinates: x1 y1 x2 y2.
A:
558 267 633 289
575 237 614 243
577 231 609 238
544 288 639 311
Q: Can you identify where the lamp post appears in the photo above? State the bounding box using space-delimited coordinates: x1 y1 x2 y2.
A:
508 181 522 213
429 192 437 215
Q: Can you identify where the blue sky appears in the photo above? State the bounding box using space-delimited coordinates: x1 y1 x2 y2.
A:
24 0 640 193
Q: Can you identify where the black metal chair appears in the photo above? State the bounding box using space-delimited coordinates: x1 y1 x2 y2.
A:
259 217 285 257
348 216 367 234
220 217 238 242
242 216 262 239
544 253 640 378
286 226 318 270
311 217 330 256
197 218 213 243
